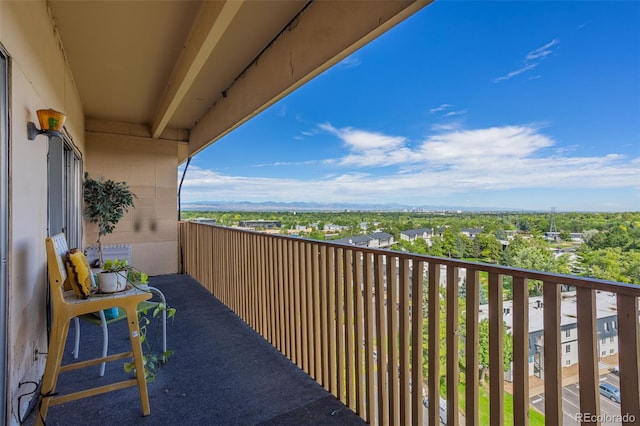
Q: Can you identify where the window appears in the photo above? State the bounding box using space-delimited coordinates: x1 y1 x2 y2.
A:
601 338 606 345
566 345 571 353
48 136 82 247
610 348 614 354
612 321 616 329
565 329 570 338
610 337 614 343
602 351 607 357
604 322 610 331
566 360 571 366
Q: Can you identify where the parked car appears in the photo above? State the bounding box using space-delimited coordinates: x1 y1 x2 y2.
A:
599 383 621 403
422 396 447 424
611 365 619 375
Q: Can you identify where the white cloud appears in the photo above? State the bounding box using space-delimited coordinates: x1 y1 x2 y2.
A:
494 63 538 83
494 39 559 83
338 56 361 68
443 109 468 117
429 103 453 113
420 126 554 166
525 39 559 61
319 123 406 151
181 124 640 209
431 121 463 132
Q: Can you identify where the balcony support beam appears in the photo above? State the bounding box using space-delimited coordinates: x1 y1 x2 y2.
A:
151 1 244 138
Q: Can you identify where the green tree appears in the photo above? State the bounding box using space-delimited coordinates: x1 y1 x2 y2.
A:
442 228 463 258
578 247 640 283
504 238 571 295
587 231 607 249
412 238 429 254
475 233 503 262
308 229 326 240
606 225 631 248
429 237 444 257
477 319 513 380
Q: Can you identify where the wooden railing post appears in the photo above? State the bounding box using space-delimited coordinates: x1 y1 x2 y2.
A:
576 286 600 424
543 281 562 426
427 262 440 426
512 276 529 426
446 265 459 426
488 272 504 426
617 294 640 425
465 268 479 426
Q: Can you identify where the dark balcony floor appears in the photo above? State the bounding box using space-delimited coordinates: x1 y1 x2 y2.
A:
27 274 365 425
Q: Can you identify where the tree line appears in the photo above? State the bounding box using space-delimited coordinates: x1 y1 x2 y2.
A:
182 210 640 285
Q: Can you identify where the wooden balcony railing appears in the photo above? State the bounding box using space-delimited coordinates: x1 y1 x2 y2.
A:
178 222 640 426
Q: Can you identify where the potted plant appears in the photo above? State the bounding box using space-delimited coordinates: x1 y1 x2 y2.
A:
98 258 129 293
82 173 135 266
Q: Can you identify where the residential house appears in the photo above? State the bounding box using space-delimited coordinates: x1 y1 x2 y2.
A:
460 227 483 239
368 232 394 248
400 227 435 243
238 220 282 229
333 232 394 249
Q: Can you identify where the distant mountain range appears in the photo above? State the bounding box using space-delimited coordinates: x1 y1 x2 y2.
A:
182 200 525 213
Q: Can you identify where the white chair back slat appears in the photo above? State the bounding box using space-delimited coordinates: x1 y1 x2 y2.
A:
50 233 69 282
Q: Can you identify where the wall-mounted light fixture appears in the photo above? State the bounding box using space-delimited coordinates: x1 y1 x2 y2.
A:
27 108 66 140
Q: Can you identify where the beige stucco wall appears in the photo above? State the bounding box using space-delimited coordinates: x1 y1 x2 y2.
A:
0 1 85 424
85 128 179 276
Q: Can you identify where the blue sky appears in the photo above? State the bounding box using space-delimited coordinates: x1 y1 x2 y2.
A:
181 1 640 212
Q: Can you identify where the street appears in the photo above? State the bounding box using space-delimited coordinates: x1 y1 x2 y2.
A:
530 372 627 425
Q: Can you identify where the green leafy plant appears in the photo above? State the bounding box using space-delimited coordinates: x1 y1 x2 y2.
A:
124 302 176 382
126 268 149 284
101 258 129 272
83 173 135 264
122 269 176 382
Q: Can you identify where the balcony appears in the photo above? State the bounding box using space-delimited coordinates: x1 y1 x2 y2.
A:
26 272 365 426
31 223 640 425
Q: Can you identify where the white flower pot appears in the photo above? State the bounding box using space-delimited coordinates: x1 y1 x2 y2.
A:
98 271 127 293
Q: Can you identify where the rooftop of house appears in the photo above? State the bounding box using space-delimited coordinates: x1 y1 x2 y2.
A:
481 290 623 334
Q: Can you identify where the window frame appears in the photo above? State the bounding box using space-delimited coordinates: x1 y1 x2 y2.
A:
0 45 9 425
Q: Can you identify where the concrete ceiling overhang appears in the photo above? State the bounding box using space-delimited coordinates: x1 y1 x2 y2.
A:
48 0 432 163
